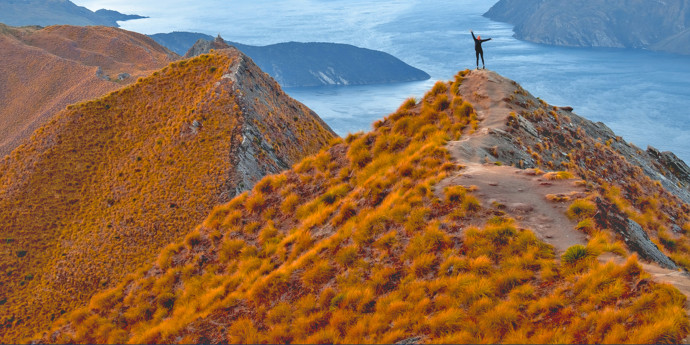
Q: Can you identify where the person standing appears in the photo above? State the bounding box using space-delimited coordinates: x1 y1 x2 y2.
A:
471 30 491 69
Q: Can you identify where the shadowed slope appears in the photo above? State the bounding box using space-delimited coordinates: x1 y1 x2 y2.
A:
0 24 177 156
0 48 334 342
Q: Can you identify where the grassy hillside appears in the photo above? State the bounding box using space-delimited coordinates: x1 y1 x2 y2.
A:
0 24 177 156
41 71 689 344
0 49 334 342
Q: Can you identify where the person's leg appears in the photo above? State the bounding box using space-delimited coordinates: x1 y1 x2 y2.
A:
480 51 485 68
475 51 480 68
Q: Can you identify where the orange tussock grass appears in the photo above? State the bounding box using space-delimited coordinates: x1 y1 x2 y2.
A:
0 48 334 342
39 70 690 344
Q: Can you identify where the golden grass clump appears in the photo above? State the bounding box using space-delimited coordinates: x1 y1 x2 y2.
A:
567 198 597 220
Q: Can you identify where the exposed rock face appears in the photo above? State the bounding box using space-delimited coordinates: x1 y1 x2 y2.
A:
183 35 231 58
485 0 690 55
595 197 678 269
220 49 336 194
648 146 690 183
183 34 431 87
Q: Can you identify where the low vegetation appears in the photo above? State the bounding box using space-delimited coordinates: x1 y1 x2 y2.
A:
504 81 690 273
0 49 333 342
40 71 689 344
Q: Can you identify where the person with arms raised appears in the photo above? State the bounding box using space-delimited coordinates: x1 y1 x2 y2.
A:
471 30 491 69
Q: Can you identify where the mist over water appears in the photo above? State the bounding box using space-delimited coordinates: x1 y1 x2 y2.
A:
74 0 690 161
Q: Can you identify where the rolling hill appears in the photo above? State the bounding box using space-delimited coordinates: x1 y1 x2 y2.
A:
37 69 690 344
0 24 177 156
0 47 335 342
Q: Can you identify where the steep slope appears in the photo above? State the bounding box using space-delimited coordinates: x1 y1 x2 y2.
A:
0 0 145 27
0 48 335 342
0 24 177 156
485 0 690 55
41 70 690 344
185 35 430 87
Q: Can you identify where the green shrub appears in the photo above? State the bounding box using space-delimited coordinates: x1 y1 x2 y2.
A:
562 245 588 264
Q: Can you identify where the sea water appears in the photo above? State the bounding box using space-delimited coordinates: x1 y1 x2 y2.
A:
74 0 690 162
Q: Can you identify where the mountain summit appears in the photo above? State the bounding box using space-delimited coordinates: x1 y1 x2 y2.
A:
0 47 335 342
38 69 690 344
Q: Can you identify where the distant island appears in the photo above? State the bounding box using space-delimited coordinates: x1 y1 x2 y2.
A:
150 32 431 87
0 0 146 27
485 0 690 55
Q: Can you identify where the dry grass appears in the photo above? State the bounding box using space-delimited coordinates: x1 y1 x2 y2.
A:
0 24 177 157
37 70 690 344
0 49 334 342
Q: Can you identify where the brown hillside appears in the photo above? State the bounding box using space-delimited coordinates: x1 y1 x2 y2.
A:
43 70 690 344
0 24 177 156
0 48 335 342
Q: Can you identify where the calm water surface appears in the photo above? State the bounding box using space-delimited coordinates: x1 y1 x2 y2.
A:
74 0 690 161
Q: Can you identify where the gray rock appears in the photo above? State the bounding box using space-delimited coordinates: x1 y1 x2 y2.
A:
648 146 690 183
595 197 678 269
395 336 423 344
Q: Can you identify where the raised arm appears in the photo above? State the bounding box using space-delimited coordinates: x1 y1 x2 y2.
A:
471 30 477 40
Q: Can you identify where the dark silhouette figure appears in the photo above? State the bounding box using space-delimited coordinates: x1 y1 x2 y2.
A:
471 30 491 69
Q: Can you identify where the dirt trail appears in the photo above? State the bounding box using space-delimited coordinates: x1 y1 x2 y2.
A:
443 70 690 324
442 69 587 254
438 163 587 254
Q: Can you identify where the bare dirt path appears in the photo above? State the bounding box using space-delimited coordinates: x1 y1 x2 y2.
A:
438 163 587 255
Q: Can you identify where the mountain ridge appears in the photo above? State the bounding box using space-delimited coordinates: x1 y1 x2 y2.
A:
36 69 690 344
0 47 334 342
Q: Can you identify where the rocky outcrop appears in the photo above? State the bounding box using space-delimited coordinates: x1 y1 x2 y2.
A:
183 34 430 87
183 35 231 58
648 146 690 183
220 49 335 194
149 31 215 55
485 0 690 55
595 197 678 269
